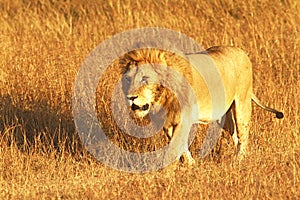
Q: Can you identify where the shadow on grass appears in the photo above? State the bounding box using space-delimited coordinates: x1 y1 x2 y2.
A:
0 95 88 159
0 93 235 166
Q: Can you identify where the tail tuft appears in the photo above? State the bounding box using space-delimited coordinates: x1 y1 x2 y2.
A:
276 112 284 119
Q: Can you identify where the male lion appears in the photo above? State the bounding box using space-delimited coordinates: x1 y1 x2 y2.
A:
120 46 283 164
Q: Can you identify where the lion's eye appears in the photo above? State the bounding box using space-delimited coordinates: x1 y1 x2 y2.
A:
124 76 131 83
141 76 149 84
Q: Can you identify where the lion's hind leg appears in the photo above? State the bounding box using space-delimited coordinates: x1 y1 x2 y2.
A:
234 96 252 161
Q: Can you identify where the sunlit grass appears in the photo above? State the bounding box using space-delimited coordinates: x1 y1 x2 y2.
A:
0 0 299 199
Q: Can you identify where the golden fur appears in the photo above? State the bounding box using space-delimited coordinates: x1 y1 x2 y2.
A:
120 46 283 164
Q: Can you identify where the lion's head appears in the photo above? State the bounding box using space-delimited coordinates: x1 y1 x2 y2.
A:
120 48 193 120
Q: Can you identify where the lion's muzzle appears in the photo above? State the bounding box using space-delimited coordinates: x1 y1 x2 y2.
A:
129 102 150 118
126 95 151 117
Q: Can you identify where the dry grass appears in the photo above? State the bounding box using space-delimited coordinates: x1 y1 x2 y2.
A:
0 0 299 199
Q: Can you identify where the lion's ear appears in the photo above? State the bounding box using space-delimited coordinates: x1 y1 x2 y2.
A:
119 59 129 75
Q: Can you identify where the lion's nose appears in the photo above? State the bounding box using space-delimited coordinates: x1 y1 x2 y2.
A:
127 95 138 101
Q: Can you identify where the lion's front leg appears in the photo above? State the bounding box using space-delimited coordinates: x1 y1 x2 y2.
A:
180 150 195 165
163 124 195 165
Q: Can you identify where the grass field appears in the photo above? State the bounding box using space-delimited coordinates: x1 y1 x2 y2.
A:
0 0 299 199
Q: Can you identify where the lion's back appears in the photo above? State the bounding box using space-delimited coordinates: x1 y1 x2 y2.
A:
207 46 253 95
207 46 252 73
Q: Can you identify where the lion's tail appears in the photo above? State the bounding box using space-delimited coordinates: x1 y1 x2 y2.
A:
251 94 284 119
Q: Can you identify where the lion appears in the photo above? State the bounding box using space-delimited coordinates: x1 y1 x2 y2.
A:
119 46 283 164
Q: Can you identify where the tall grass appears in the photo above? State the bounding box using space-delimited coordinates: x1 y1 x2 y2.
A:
0 0 299 199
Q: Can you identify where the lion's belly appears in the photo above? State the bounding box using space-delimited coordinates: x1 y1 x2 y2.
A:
192 100 232 122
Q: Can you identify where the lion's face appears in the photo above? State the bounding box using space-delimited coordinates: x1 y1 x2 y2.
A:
122 63 164 118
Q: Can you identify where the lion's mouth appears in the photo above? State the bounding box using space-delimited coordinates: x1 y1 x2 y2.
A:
131 103 150 111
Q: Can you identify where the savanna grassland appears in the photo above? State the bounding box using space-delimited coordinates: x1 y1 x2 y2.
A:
0 0 299 199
